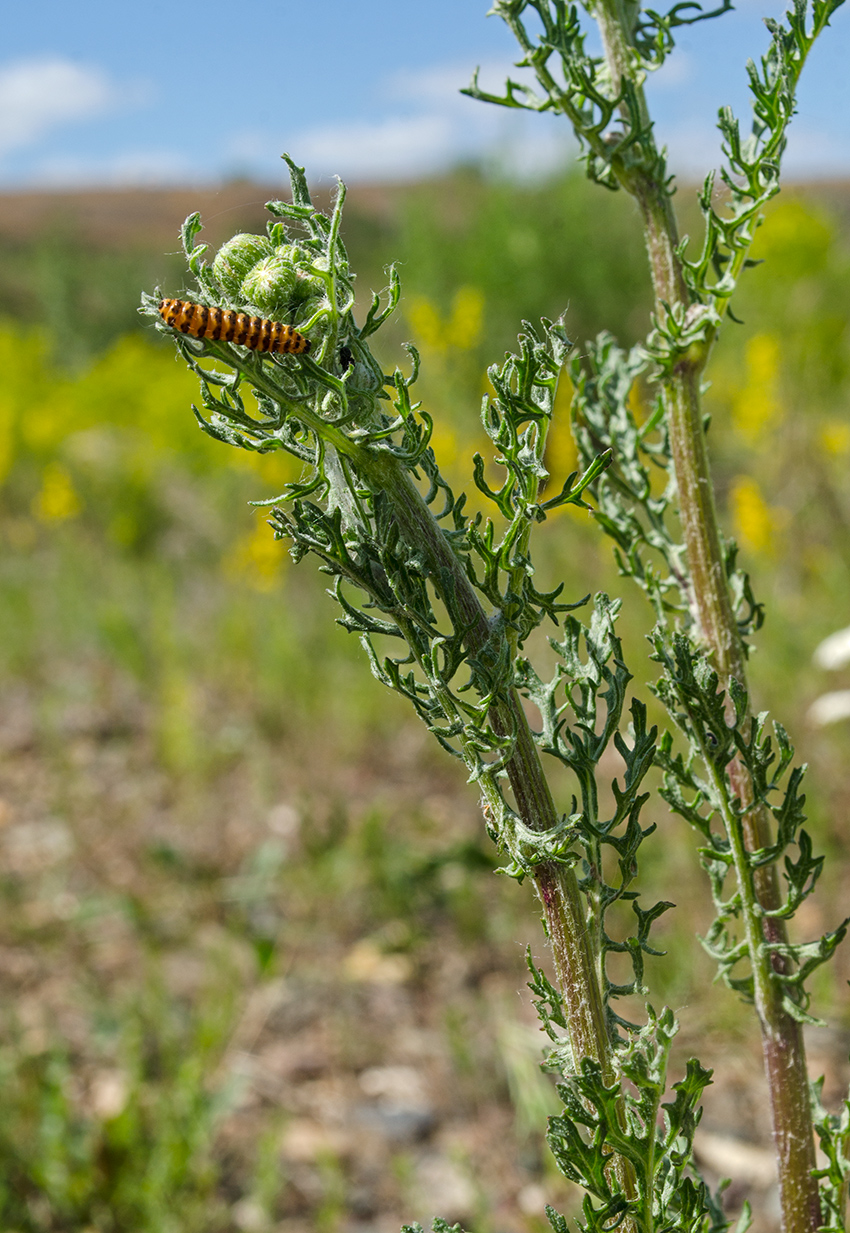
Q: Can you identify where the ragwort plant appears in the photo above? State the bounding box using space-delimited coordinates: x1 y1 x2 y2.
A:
464 0 849 1231
145 0 848 1224
144 165 678 1233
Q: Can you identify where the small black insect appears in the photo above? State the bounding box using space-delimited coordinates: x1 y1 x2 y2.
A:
339 344 354 372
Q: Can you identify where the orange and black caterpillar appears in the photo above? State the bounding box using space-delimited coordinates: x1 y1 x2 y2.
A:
158 298 311 355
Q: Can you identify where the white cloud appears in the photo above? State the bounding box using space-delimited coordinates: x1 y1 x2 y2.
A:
645 49 695 90
383 57 523 108
0 56 130 159
227 57 576 184
285 113 461 183
657 119 725 178
22 148 203 188
782 122 850 179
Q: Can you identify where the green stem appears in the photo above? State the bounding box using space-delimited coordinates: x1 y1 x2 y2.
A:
707 754 822 1233
367 447 638 1212
666 332 820 1233
505 411 551 658
588 7 822 1231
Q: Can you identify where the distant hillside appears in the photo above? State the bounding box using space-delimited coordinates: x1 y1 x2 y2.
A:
0 180 402 250
0 174 846 367
1 175 846 248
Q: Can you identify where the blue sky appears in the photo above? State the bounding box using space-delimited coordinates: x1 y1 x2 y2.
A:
1 0 848 190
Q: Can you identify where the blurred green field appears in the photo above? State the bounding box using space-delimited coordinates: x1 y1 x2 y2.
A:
0 170 848 1233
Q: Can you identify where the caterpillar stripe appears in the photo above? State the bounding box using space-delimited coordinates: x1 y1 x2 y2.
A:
158 298 311 355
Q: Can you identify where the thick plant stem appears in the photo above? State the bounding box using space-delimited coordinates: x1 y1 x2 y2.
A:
370 450 609 1048
646 175 821 1233
218 346 623 1102
648 172 820 1233
589 4 822 1230
709 746 823 1233
369 449 637 1211
667 360 821 1233
649 201 821 1233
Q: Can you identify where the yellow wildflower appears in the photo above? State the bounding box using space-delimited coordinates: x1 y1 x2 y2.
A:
407 287 484 354
732 333 782 443
729 476 786 557
820 420 850 456
752 199 832 277
406 295 446 354
448 286 484 351
223 514 286 592
32 463 82 523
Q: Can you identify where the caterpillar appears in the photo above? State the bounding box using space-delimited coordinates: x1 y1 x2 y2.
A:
158 298 311 355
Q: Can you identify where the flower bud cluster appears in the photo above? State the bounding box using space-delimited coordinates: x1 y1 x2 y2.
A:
212 232 331 339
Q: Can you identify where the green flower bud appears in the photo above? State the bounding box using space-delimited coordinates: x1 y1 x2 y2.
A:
271 245 328 302
213 234 273 300
241 255 299 318
276 243 304 266
290 269 327 304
